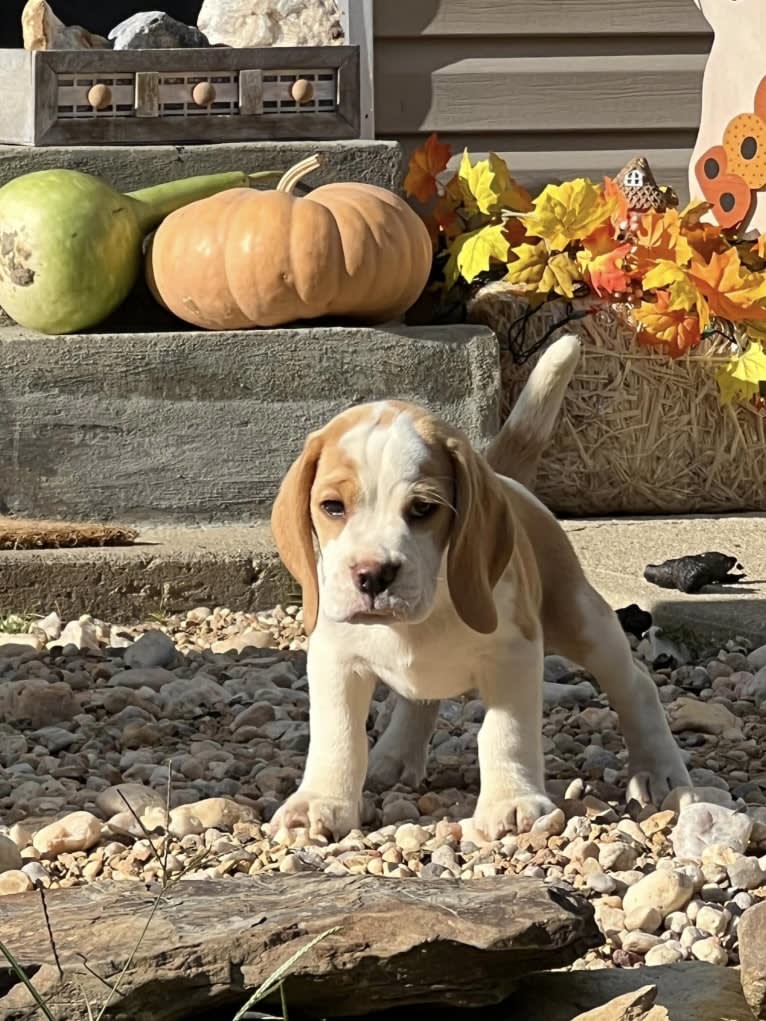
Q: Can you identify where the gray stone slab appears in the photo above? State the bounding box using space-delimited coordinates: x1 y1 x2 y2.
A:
0 323 500 525
0 139 403 192
0 524 291 621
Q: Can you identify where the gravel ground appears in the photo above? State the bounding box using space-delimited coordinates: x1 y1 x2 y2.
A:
1 605 766 973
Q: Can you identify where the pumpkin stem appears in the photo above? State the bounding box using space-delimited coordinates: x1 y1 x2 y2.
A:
276 155 322 194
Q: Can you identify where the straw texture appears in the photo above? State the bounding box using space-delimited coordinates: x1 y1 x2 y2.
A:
468 285 766 515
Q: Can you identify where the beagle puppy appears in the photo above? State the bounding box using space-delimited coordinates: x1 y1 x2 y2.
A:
270 335 690 840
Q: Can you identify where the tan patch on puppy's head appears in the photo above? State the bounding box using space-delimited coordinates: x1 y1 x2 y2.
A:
271 402 514 635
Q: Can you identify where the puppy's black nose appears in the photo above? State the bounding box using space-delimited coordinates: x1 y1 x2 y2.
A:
352 561 400 597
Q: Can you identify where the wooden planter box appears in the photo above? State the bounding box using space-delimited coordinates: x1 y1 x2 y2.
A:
469 288 766 515
0 45 360 146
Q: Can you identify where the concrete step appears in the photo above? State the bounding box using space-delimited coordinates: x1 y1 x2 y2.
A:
1 323 500 526
1 515 764 644
0 140 403 193
0 524 289 623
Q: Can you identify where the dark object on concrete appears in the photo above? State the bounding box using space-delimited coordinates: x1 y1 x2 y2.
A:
615 603 652 639
0 323 499 526
643 552 745 594
738 901 766 1019
0 875 598 1019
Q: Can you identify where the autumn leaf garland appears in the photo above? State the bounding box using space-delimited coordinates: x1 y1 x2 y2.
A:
405 133 766 408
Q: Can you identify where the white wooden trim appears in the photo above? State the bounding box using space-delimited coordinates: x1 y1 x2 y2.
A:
338 0 374 137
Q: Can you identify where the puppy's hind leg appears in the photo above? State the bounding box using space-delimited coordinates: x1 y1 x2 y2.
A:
367 694 440 791
553 584 690 806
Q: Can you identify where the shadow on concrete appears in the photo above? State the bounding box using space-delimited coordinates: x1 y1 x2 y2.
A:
651 595 766 646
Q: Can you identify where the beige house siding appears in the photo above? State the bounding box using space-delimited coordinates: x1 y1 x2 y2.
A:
373 0 713 200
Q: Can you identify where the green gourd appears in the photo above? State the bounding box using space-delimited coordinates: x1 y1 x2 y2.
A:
0 168 279 335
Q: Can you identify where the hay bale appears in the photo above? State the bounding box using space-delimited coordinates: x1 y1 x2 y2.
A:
468 286 766 515
0 518 137 550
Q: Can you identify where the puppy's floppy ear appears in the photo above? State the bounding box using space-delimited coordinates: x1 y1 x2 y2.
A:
445 434 514 634
271 431 323 635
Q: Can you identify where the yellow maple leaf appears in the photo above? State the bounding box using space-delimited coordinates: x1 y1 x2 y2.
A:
689 248 766 322
642 260 710 332
716 341 766 405
457 150 533 216
519 178 617 252
504 241 582 298
634 210 694 271
444 222 510 288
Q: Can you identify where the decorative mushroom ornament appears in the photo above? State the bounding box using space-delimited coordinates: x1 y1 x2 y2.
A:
689 0 766 232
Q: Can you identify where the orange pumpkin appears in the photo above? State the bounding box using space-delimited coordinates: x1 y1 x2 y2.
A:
146 155 434 330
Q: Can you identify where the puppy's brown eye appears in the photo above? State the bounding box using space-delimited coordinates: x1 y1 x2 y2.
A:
321 499 345 518
408 499 437 521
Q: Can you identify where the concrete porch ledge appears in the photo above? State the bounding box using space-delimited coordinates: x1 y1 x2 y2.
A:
0 140 404 193
1 516 764 644
0 323 500 525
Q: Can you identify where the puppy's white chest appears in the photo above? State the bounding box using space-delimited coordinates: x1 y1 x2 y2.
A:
351 624 484 701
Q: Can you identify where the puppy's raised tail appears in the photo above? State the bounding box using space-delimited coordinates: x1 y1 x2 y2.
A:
484 332 581 488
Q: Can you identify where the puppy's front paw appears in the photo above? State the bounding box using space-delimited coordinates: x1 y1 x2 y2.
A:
472 793 557 840
270 789 360 840
627 747 691 807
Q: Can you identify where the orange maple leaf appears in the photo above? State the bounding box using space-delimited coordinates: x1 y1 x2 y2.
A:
688 248 766 322
404 133 452 204
634 289 702 358
578 225 632 296
603 176 630 229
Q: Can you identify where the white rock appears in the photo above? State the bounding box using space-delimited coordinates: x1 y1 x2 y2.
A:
691 936 728 966
661 785 735 814
36 611 62 641
644 940 684 965
394 823 428 852
665 910 689 933
58 620 99 651
0 835 23 874
671 803 753 863
124 630 177 669
624 905 662 933
166 807 204 838
0 870 33 896
167 797 253 837
623 869 695 920
198 0 344 47
638 627 689 665
32 811 102 855
695 905 729 936
95 783 165 820
726 854 766 891
620 930 662 954
599 841 638 872
530 808 565 836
